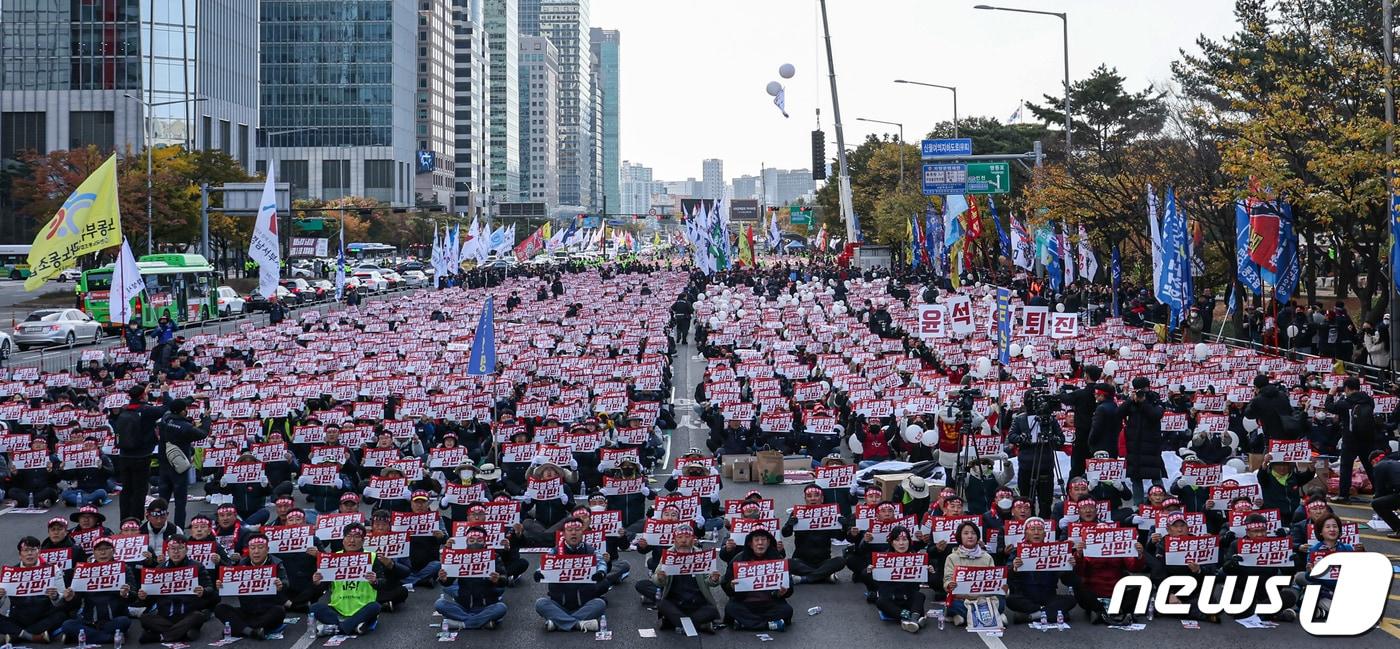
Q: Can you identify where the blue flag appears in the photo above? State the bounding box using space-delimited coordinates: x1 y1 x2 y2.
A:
1111 245 1121 318
1393 184 1400 297
924 206 939 275
988 197 1010 258
1225 283 1238 318
1265 202 1299 304
1046 221 1063 294
1158 188 1189 329
1235 200 1263 296
467 296 496 376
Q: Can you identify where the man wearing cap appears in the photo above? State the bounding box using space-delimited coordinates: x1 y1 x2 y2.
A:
135 534 214 643
139 499 182 556
780 485 847 585
533 518 608 632
155 398 208 528
402 491 447 588
41 516 87 570
213 533 287 640
310 522 386 636
55 537 133 645
1245 374 1298 470
434 527 508 630
0 537 66 643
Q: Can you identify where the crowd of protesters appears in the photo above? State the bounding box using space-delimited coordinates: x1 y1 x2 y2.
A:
0 254 1394 645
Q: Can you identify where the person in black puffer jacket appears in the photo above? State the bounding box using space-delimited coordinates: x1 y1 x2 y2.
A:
434 527 508 630
1245 374 1297 469
213 534 288 639
1119 377 1166 504
721 528 794 631
156 398 209 527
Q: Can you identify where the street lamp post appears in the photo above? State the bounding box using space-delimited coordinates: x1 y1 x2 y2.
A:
893 80 958 138
974 5 1070 158
855 117 905 186
1385 0 1398 376
123 94 207 255
818 0 858 246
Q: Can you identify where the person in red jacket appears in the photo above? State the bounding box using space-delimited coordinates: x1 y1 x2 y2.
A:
1071 532 1147 624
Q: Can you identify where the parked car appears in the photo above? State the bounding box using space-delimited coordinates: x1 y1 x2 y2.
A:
280 277 324 302
215 286 246 316
245 285 297 312
378 269 404 288
0 331 13 358
13 308 102 350
352 270 388 292
55 268 83 282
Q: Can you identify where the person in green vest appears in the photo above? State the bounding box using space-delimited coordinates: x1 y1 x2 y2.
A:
310 522 387 636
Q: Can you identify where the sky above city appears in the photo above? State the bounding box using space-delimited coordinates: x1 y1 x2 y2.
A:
590 0 1241 183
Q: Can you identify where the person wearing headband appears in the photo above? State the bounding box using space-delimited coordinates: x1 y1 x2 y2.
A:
134 535 214 643
309 522 386 637
213 534 288 640
0 536 65 643
54 537 132 645
434 528 508 631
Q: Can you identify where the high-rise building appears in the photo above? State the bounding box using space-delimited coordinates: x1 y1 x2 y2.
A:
762 167 818 205
258 0 416 205
619 161 653 216
538 0 592 209
451 0 490 214
416 0 456 210
519 36 559 210
588 49 603 211
0 0 259 179
701 159 724 199
485 0 520 202
518 0 542 36
732 175 759 200
589 28 619 217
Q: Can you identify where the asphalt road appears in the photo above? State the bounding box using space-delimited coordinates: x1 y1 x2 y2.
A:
0 337 1397 649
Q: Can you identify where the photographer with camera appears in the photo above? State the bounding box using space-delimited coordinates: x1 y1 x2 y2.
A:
1007 387 1065 518
1120 377 1167 505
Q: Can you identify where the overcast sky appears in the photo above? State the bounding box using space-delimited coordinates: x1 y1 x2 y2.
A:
589 0 1241 182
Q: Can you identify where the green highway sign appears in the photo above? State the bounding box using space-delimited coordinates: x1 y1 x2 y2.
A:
788 205 812 225
966 162 1011 194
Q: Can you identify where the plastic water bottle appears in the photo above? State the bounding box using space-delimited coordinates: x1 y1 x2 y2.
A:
440 620 448 636
807 606 822 616
223 622 231 640
937 610 945 631
1056 610 1065 627
599 615 608 632
113 630 123 649
1147 601 1155 621
77 628 86 649
27 492 33 509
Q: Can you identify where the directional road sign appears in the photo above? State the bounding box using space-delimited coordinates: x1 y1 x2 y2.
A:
922 163 967 195
965 162 1011 194
922 162 1011 195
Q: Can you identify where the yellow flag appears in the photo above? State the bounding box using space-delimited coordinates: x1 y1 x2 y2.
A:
542 222 552 240
26 154 121 290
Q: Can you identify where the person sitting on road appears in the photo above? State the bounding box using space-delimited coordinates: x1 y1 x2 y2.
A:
649 523 721 633
213 534 287 640
310 523 386 637
720 528 794 632
433 527 508 631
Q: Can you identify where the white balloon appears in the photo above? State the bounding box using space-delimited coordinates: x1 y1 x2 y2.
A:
766 81 783 97
779 63 796 79
1022 344 1036 359
736 309 747 319
847 435 864 455
708 317 720 328
1193 342 1209 361
697 292 707 300
920 430 940 447
1118 345 1133 358
1242 417 1259 433
1009 343 1022 358
976 357 992 377
1055 303 1065 313
1103 359 1119 376
902 425 924 444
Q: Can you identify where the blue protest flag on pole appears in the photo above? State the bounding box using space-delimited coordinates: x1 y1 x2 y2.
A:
1045 221 1063 294
1158 188 1188 330
1268 202 1299 304
1235 200 1262 296
989 197 1010 259
467 296 496 376
1111 245 1121 318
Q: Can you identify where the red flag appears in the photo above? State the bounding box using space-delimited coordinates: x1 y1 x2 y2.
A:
1245 178 1281 272
963 196 983 239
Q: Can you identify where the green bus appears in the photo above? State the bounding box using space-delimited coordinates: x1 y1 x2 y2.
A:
79 253 217 330
0 244 32 279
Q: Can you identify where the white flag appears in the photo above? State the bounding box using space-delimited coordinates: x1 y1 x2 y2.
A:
1078 224 1098 282
1147 184 1164 299
109 239 144 325
773 87 789 118
334 219 346 301
248 165 281 299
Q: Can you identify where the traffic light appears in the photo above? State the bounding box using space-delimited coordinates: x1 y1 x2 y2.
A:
811 130 826 180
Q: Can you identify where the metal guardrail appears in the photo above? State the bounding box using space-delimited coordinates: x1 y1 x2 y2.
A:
1 285 419 373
